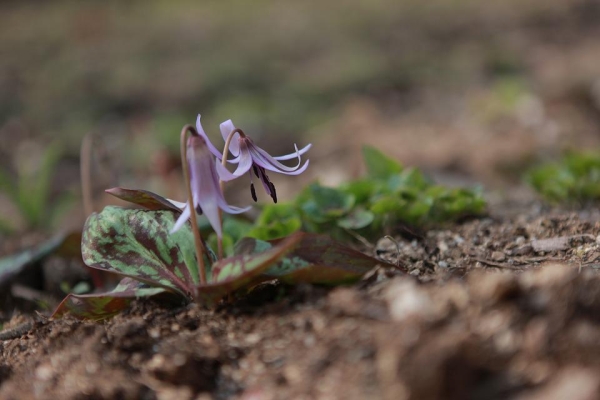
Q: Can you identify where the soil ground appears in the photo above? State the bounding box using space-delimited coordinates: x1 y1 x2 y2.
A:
2 1 600 399
2 201 600 400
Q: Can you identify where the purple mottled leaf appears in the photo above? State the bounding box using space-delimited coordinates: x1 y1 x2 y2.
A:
82 206 205 299
237 232 399 285
194 233 302 304
106 187 183 212
52 277 166 320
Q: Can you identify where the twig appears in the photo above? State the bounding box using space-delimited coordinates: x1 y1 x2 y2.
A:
0 321 33 341
80 132 94 217
473 258 521 270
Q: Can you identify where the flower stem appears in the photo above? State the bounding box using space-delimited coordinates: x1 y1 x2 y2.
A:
181 124 207 285
216 128 246 260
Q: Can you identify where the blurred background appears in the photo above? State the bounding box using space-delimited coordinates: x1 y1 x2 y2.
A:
1 0 600 236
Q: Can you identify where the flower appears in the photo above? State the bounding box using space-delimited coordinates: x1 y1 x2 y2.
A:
218 119 311 203
170 133 250 238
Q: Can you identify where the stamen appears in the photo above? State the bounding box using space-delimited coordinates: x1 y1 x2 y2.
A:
253 165 260 178
269 182 277 203
250 183 257 202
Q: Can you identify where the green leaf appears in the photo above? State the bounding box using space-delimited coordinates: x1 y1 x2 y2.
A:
105 187 183 212
16 142 62 228
362 145 403 179
237 232 397 285
81 206 206 299
299 183 355 223
52 277 167 320
247 203 302 240
194 232 303 304
340 179 378 204
388 168 430 192
526 152 600 203
370 195 406 216
337 208 374 229
0 231 82 286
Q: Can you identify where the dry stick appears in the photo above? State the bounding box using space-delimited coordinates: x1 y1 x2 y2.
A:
80 133 94 218
216 127 246 260
181 125 207 286
80 133 105 289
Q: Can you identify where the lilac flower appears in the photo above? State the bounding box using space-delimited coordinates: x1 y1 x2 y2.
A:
170 133 250 238
218 119 311 203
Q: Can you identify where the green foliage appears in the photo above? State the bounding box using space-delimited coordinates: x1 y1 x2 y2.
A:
362 146 403 179
247 145 486 240
0 143 73 232
527 152 600 203
246 203 303 241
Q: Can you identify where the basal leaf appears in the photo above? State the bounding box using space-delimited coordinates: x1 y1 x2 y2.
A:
194 233 303 304
238 232 398 285
105 187 183 212
362 145 403 179
52 277 166 320
82 206 204 299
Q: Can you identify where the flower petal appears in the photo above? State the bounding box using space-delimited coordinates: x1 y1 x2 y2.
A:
219 119 240 157
231 143 254 176
166 198 188 209
250 143 310 175
273 143 312 161
196 115 224 159
215 160 239 182
170 204 191 234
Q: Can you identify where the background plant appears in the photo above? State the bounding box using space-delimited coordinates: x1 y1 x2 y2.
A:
0 143 74 232
526 151 600 204
244 146 486 242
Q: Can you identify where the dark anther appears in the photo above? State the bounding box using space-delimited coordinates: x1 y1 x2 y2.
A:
253 165 260 178
195 204 203 214
269 182 277 203
250 183 257 202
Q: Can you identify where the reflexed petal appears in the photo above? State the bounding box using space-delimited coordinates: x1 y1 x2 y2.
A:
219 119 240 157
273 143 312 161
217 200 251 215
215 161 239 182
231 143 254 176
250 144 310 175
170 204 191 234
196 115 224 159
166 198 187 209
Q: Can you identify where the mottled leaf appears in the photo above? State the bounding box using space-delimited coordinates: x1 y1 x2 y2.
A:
194 233 302 304
0 231 82 286
237 232 398 285
106 187 183 212
52 277 166 320
82 206 204 299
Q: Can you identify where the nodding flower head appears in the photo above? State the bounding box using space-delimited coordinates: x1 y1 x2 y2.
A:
170 133 250 238
218 119 311 203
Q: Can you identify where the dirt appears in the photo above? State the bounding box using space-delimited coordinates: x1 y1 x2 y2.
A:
3 1 600 399
2 203 600 400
